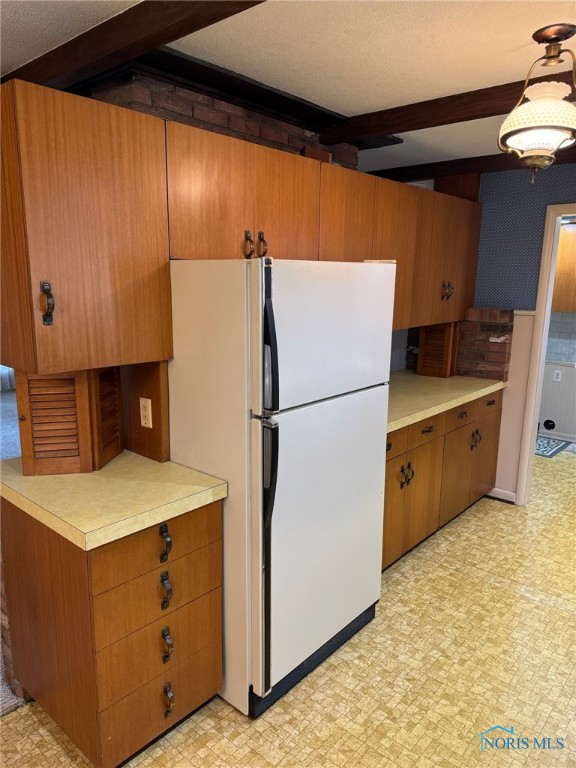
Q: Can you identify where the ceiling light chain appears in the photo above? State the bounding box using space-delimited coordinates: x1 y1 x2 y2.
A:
498 22 576 180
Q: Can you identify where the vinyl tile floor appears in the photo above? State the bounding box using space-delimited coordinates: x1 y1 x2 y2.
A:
1 453 575 768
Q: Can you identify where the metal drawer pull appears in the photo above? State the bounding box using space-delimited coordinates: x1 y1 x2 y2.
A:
470 431 476 450
476 429 482 444
40 281 55 325
257 230 268 257
160 571 172 610
163 682 175 718
457 411 468 420
244 230 255 259
487 399 496 406
400 465 408 489
421 425 434 434
159 523 172 563
161 626 174 663
386 441 392 452
406 462 415 484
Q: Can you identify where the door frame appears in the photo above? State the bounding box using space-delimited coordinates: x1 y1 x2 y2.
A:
516 202 576 505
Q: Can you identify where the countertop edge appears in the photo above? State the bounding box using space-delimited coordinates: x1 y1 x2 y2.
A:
1 480 228 551
387 380 507 433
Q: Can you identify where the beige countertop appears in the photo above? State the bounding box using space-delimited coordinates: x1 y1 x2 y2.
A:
388 370 507 432
0 451 227 551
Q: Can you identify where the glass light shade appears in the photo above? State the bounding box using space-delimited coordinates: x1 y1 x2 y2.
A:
499 80 576 165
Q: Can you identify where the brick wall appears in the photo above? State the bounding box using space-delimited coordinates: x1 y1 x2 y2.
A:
1 551 28 700
457 309 514 380
89 73 358 169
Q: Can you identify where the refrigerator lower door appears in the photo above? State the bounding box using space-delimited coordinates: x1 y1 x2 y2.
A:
250 384 388 699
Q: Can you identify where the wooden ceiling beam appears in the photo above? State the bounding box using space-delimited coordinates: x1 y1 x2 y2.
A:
1 1 265 90
320 70 574 146
372 145 576 182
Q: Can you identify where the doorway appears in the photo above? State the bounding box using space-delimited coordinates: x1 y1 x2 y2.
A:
516 203 576 505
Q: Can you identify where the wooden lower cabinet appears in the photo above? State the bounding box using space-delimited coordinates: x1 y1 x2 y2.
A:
1 498 223 768
383 392 503 568
382 431 444 569
440 395 503 527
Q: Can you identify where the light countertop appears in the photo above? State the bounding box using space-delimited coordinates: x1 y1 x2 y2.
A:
0 451 227 551
388 370 507 432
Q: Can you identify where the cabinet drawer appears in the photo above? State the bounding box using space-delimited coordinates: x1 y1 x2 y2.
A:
386 427 408 461
444 400 478 433
99 640 222 768
95 588 221 710
92 540 222 650
90 502 222 595
407 413 446 449
476 390 503 414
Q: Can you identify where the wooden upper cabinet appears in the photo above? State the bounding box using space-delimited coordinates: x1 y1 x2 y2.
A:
410 189 480 327
252 144 320 261
372 179 422 329
1 80 172 375
167 122 320 261
552 223 576 312
167 123 254 260
319 164 376 262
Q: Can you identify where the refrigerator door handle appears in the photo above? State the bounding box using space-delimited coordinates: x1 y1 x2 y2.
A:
263 262 279 413
262 417 279 694
262 418 279 530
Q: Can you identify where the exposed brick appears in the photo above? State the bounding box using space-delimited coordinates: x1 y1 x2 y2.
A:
459 321 480 331
260 122 290 144
466 308 481 321
93 83 134 107
153 91 194 117
228 115 261 137
478 341 512 353
134 74 176 94
130 84 152 105
194 103 229 128
486 352 509 362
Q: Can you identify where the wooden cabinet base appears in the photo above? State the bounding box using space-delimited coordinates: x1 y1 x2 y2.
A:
1 497 223 768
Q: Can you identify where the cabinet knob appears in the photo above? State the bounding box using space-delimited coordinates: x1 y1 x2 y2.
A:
257 230 268 257
160 571 172 610
159 523 172 563
163 682 175 718
244 230 255 259
40 280 55 325
161 626 174 663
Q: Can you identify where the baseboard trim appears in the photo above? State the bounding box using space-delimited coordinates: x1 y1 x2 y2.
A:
488 487 516 503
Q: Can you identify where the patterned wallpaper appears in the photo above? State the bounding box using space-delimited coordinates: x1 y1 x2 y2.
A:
474 163 576 310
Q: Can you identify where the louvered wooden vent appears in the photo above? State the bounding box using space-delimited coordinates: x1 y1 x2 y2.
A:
416 322 459 379
15 368 123 476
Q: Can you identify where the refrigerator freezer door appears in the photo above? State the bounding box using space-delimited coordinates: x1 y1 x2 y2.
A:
252 260 395 414
250 384 388 694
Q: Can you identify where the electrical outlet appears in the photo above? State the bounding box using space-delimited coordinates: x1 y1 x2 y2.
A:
139 397 153 428
553 370 562 383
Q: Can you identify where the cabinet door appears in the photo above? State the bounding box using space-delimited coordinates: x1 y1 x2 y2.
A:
2 80 172 374
439 423 475 527
382 454 406 568
410 190 480 327
253 143 320 260
372 179 421 329
443 195 480 322
319 164 375 262
167 122 254 259
470 409 502 504
552 223 576 312
402 438 444 552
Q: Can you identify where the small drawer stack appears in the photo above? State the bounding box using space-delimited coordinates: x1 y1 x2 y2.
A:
1 497 223 768
89 502 223 767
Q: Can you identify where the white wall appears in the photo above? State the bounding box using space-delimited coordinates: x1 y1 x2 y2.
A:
538 362 576 442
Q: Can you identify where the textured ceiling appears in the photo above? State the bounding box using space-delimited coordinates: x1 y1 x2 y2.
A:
0 0 142 75
168 1 575 116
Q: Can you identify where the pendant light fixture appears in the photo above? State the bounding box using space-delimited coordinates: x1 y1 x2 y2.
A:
498 23 576 178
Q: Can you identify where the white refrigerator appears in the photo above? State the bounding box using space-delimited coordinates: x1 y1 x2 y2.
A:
169 258 395 717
